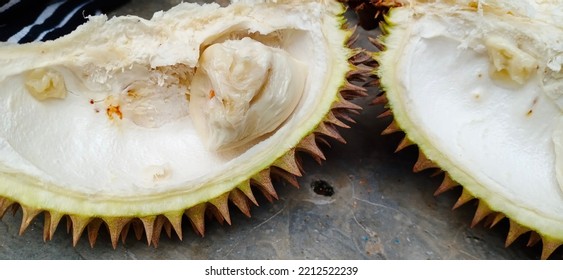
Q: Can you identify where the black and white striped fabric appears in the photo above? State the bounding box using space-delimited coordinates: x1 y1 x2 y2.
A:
0 0 129 43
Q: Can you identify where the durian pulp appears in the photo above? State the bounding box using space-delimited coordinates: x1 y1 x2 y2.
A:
0 1 351 215
379 0 563 240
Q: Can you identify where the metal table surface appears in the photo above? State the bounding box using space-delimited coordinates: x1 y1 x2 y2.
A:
0 0 555 260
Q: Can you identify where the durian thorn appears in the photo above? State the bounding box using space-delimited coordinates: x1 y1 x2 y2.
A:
395 136 414 153
333 110 356 124
364 77 381 88
0 197 15 219
341 82 368 98
132 219 145 241
368 36 386 51
346 64 372 82
413 151 439 172
139 216 156 245
489 213 506 228
163 220 173 239
346 30 359 47
271 167 300 189
185 203 206 237
46 211 63 241
66 216 72 234
372 93 388 105
297 134 326 164
452 188 475 210
121 222 131 244
229 188 252 218
103 217 132 249
251 169 278 201
377 109 393 119
316 122 346 143
8 203 19 216
471 201 493 227
151 215 166 248
273 148 302 176
69 215 92 247
163 211 184 241
237 180 258 206
332 94 363 111
505 220 530 247
209 192 231 225
348 51 373 66
381 120 401 135
87 218 103 248
19 205 42 235
527 232 541 247
540 237 561 260
434 173 460 196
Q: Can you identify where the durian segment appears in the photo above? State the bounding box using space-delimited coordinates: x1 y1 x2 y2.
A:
378 0 563 244
0 0 354 219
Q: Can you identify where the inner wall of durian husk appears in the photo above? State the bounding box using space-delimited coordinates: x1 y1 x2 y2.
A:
0 0 548 259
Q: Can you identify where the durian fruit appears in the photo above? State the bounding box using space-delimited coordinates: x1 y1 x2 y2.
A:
374 0 563 258
0 0 370 247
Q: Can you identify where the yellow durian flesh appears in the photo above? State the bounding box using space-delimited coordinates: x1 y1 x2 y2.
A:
0 0 354 225
378 0 563 251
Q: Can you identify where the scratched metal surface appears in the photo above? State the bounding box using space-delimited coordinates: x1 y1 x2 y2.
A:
0 0 554 260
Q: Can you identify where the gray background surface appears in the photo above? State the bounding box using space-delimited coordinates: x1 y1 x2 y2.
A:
0 0 556 259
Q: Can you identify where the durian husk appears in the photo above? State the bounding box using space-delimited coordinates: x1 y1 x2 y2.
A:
368 11 562 259
0 27 371 249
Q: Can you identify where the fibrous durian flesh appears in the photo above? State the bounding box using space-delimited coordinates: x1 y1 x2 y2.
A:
0 0 367 246
377 0 563 258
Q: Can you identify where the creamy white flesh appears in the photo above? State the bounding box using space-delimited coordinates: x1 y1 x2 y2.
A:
0 0 351 208
380 0 563 238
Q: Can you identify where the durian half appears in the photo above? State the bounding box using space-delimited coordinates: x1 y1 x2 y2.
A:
0 0 368 246
376 0 563 258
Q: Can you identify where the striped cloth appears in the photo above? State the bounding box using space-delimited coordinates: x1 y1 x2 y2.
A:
0 0 129 43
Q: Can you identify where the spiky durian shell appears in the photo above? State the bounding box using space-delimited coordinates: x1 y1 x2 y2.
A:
369 0 563 259
0 0 371 248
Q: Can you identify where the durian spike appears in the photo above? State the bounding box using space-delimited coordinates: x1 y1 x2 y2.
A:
297 134 326 164
381 120 401 135
413 151 439 172
333 110 357 124
121 222 131 244
185 203 206 237
528 232 541 247
70 215 92 246
368 36 385 51
540 237 561 260
252 169 279 201
140 216 156 245
325 111 351 128
87 218 103 248
377 109 393 119
332 96 363 111
19 205 42 235
488 213 506 228
395 138 414 154
340 81 368 98
316 122 347 143
229 188 252 217
273 149 302 176
131 219 145 241
372 94 388 105
505 220 530 247
364 78 381 88
209 192 231 225
271 167 300 188
163 211 184 241
163 221 173 239
237 181 258 206
348 50 373 65
151 215 166 248
452 188 475 210
434 173 459 196
103 217 132 249
471 201 493 227
43 211 63 241
0 197 14 219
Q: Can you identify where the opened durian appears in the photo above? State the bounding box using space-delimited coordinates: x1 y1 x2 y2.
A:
374 0 563 258
0 0 369 247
